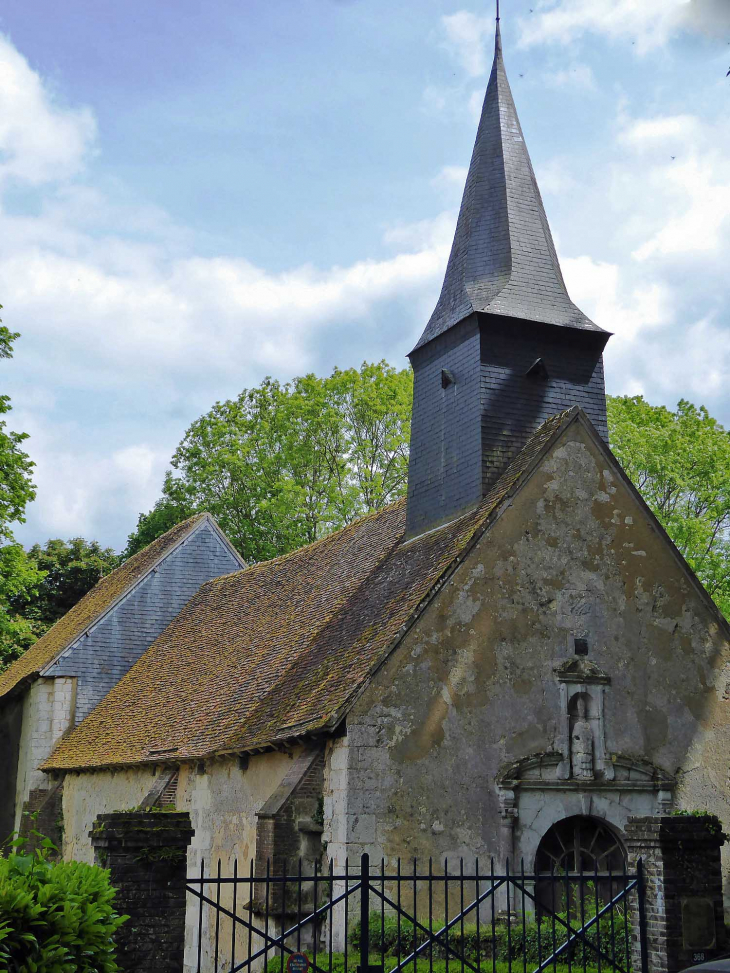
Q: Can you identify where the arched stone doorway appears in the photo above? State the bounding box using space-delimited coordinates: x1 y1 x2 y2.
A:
534 815 626 914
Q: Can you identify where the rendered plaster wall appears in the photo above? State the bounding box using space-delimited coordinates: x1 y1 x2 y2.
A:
62 749 302 971
330 421 730 903
62 767 158 862
177 750 302 972
14 677 76 832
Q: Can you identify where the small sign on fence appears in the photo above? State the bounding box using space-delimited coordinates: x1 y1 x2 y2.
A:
286 952 310 973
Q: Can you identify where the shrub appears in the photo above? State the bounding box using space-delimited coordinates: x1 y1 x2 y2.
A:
349 904 630 968
350 911 415 954
0 822 128 972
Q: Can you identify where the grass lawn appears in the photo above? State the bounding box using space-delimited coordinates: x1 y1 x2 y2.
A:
264 953 616 973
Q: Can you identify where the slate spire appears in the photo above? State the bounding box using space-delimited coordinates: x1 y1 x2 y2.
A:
413 20 603 352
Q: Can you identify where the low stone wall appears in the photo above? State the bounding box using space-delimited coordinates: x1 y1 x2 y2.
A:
90 810 194 973
626 814 726 973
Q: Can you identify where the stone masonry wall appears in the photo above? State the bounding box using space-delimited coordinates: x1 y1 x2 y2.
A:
255 748 325 914
61 749 301 971
332 421 730 905
14 677 76 834
626 815 727 973
90 811 194 973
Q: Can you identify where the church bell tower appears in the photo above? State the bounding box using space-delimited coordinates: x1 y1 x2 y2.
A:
405 17 611 538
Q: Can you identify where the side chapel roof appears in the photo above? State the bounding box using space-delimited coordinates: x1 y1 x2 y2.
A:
0 513 220 701
45 410 575 771
413 23 603 352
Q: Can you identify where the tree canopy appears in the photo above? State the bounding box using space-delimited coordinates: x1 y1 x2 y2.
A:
126 361 412 563
10 537 119 632
0 307 43 670
607 395 730 618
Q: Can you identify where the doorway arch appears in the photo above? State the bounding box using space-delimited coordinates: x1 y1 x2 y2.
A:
534 815 626 913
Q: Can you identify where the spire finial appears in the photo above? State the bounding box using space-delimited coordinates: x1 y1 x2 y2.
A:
496 0 500 22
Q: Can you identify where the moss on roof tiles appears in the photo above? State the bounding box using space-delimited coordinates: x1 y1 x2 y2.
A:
0 513 208 701
44 410 573 772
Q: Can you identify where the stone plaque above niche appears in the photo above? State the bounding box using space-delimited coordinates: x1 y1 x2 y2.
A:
682 897 716 950
558 589 595 617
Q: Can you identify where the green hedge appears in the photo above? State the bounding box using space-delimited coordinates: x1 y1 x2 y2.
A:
348 907 631 968
0 824 127 973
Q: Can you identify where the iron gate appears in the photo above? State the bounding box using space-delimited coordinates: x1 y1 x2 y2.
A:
186 854 648 973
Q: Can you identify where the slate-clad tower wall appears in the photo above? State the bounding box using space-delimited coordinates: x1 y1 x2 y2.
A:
480 316 608 487
406 20 610 537
407 318 482 537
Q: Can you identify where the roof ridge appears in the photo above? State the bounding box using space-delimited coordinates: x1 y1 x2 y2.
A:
223 410 580 753
206 496 408 585
41 411 591 770
0 511 210 700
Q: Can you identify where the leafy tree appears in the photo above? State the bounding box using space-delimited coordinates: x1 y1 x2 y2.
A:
125 361 412 563
607 395 730 618
123 497 193 559
0 308 43 672
0 309 36 540
11 537 119 631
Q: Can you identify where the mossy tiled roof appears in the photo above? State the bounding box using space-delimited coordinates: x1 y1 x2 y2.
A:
0 514 209 701
44 411 573 771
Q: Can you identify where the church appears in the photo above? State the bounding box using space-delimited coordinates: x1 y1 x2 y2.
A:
1 19 729 970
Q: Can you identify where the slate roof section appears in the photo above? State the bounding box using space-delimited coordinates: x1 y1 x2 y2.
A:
413 24 603 352
44 409 576 771
0 513 226 701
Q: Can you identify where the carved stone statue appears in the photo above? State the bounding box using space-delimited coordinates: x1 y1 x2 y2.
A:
570 697 594 780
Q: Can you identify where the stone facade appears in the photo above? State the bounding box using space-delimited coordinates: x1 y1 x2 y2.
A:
13 676 76 841
62 747 303 971
326 421 730 906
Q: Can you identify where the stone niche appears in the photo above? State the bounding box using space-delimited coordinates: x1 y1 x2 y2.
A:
497 658 675 868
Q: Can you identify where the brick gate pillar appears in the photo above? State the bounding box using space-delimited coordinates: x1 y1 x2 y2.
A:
90 810 194 973
625 814 726 973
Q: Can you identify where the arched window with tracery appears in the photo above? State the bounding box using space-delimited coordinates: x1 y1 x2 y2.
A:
534 815 626 915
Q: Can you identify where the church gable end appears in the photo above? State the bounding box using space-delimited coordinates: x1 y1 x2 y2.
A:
1 514 243 841
331 413 730 873
49 517 243 725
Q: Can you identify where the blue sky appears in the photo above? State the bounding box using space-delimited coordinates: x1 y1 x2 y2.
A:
2 0 730 551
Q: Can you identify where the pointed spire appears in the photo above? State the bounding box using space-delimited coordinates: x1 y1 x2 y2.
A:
413 20 603 352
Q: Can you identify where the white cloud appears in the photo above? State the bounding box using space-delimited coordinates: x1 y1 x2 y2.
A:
0 34 96 184
518 0 696 53
0 31 457 546
544 63 597 90
563 255 672 342
440 11 494 77
612 112 730 261
431 166 468 194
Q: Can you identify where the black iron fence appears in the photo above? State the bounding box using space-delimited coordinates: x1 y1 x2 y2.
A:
186 854 647 973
